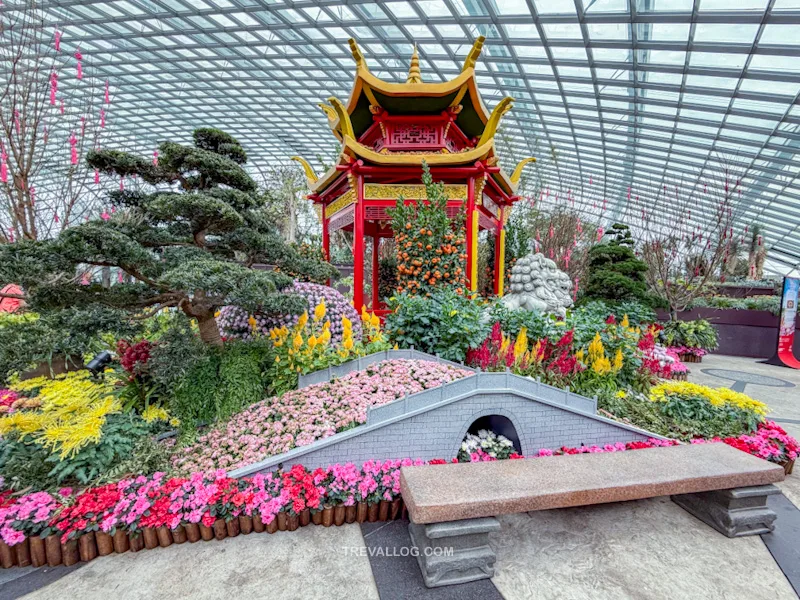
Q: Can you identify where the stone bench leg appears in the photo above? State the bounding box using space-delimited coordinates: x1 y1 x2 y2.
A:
671 484 781 538
408 517 501 588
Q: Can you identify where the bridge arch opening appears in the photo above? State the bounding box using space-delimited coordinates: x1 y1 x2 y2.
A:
466 415 522 454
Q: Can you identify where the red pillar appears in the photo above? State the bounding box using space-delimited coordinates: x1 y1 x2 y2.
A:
353 174 365 312
371 236 380 310
321 209 330 262
493 207 505 296
466 177 477 292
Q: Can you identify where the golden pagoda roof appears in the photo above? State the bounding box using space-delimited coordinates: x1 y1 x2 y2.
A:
320 37 495 142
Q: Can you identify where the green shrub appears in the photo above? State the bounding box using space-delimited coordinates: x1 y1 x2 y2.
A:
659 319 718 351
385 290 489 362
169 338 273 429
690 295 780 315
584 224 650 304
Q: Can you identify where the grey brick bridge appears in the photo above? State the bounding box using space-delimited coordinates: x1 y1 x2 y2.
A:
230 350 664 478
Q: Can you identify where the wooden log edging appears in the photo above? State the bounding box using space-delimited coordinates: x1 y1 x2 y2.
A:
0 500 406 569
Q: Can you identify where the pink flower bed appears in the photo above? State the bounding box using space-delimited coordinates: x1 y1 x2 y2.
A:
691 420 799 463
0 438 675 547
171 360 474 474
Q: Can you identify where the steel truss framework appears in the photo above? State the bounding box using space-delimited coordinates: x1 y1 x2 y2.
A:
5 0 800 270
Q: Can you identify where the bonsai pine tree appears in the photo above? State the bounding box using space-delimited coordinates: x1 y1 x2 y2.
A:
584 223 649 304
0 128 337 347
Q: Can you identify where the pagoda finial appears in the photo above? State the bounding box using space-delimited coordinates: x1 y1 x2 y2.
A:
317 103 337 122
406 44 422 84
462 36 486 72
348 38 368 71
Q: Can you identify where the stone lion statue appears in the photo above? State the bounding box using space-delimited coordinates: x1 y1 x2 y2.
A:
502 253 574 317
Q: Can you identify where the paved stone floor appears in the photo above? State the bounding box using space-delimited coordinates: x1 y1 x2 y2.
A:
4 354 798 600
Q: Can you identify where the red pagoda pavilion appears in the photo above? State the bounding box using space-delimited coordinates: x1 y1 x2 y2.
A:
292 36 536 313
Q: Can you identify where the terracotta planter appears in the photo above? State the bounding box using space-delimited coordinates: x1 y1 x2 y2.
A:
171 525 187 544
29 536 47 567
334 505 346 526
322 507 334 527
78 532 98 562
213 519 227 541
253 515 265 534
345 505 357 524
199 524 214 542
156 526 173 548
378 501 390 522
45 534 62 566
61 540 80 566
141 528 158 550
239 515 254 535
113 530 130 554
185 523 201 543
356 502 368 523
226 519 240 538
368 503 379 522
287 514 300 532
277 513 288 532
128 533 145 553
312 511 323 526
14 538 31 568
95 531 114 556
299 509 311 527
782 459 795 475
390 498 402 521
0 541 15 568
266 518 278 534
680 353 702 363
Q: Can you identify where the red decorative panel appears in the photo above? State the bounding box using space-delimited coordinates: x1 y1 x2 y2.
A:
373 137 385 152
365 206 390 221
478 212 494 231
329 205 354 232
390 124 438 146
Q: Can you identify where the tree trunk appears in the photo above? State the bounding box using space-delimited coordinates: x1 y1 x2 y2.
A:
197 314 224 347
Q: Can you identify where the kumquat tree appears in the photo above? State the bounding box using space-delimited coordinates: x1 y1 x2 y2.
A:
388 162 467 296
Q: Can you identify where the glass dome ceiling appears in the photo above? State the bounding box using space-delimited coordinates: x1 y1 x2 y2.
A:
11 0 800 271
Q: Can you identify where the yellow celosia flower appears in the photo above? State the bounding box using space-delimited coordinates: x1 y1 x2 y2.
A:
612 348 624 372
321 329 331 344
297 311 309 329
214 311 221 318
308 335 318 349
343 337 354 350
314 299 326 322
342 316 352 332
575 348 585 363
588 332 605 362
361 306 370 322
248 315 257 330
513 327 528 361
293 332 303 350
370 313 380 329
620 315 630 329
592 356 612 376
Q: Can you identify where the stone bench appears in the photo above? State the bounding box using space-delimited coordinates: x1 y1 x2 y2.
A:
399 443 786 588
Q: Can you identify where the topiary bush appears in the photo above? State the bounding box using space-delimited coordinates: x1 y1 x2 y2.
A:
217 281 361 344
584 223 650 304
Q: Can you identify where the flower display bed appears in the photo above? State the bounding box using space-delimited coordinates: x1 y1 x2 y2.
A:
0 440 678 569
171 360 473 474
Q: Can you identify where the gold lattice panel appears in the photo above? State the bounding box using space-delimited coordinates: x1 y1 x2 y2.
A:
364 184 467 200
325 190 355 219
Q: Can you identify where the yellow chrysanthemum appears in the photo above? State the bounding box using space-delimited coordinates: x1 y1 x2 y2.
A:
649 381 768 416
142 405 171 423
